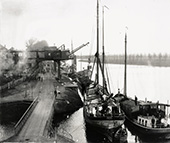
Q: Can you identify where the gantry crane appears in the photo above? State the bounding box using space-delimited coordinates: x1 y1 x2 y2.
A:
10 42 89 79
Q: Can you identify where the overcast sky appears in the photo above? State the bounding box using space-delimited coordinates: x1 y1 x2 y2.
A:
1 0 170 55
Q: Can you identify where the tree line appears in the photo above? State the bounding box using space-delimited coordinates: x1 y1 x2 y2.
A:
77 53 170 67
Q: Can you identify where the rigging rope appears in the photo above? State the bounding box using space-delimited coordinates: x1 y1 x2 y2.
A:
105 63 111 94
90 57 96 81
104 58 113 94
97 56 111 94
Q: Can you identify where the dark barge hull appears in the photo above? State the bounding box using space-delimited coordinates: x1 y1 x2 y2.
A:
125 116 170 140
120 98 170 138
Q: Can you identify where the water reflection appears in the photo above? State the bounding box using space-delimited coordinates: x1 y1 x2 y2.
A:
85 126 110 143
125 120 170 143
75 63 170 142
53 108 110 143
52 107 170 143
53 108 129 143
113 126 128 143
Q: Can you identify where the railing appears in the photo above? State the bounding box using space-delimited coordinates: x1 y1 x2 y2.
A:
0 97 38 142
14 96 39 134
43 92 75 142
43 94 55 137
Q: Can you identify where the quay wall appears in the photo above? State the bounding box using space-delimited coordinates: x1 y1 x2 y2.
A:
14 96 39 134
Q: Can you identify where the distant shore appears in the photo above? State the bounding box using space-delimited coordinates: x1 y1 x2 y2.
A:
78 58 170 67
77 53 170 67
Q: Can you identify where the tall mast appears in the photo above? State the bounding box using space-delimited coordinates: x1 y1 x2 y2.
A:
102 6 105 93
124 32 127 96
96 0 99 84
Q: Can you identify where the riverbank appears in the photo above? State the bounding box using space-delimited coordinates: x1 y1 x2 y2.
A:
78 56 170 67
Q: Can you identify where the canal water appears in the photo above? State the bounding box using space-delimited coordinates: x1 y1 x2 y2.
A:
0 101 31 141
1 63 170 142
52 62 170 143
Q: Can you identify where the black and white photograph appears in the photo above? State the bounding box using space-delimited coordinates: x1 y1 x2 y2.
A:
1 0 170 142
